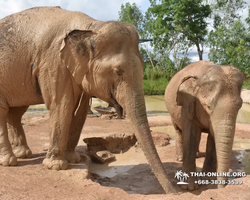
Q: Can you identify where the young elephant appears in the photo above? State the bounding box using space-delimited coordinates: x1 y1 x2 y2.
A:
0 6 175 193
165 61 243 190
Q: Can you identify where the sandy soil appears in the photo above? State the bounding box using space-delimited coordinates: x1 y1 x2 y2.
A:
0 111 250 200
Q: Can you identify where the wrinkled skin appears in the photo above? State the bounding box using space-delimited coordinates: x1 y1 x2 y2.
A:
165 61 243 191
0 7 176 193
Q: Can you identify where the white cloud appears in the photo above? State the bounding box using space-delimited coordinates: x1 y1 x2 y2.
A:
0 0 148 21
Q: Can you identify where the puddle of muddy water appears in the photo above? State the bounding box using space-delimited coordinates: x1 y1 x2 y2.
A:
233 138 250 173
27 104 48 113
90 147 165 194
234 150 250 173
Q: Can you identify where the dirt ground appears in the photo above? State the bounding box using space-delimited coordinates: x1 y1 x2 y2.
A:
0 111 250 200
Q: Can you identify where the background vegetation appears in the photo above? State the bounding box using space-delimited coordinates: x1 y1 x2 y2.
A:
118 0 250 95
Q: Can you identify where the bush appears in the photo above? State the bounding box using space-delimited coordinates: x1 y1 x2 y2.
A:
143 78 169 95
143 61 176 95
143 63 176 82
243 80 250 90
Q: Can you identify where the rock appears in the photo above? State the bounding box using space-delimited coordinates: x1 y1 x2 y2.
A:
89 150 116 164
83 133 137 163
83 133 137 154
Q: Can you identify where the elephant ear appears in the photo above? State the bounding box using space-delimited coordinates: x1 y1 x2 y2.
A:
195 73 221 115
176 76 198 119
177 73 221 117
60 30 95 85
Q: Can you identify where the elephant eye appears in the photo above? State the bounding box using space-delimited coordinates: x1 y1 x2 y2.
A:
115 68 123 76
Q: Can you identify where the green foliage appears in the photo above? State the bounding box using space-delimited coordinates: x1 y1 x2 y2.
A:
243 80 250 90
208 18 250 78
146 0 211 60
142 56 177 95
210 0 246 28
143 78 169 95
118 2 145 36
143 55 177 80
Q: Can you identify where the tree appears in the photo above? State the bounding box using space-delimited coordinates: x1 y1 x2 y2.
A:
146 0 211 60
208 5 250 78
118 2 145 37
118 3 155 69
208 0 247 28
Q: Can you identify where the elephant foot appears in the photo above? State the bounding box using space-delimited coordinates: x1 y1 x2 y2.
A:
179 177 198 191
43 157 69 170
0 153 17 166
12 145 32 158
64 151 81 163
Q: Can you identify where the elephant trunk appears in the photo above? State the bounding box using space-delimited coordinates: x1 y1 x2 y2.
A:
212 112 237 188
124 87 176 193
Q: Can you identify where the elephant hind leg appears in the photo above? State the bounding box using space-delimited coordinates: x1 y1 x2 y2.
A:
202 134 217 172
7 106 32 158
0 105 17 166
173 123 183 162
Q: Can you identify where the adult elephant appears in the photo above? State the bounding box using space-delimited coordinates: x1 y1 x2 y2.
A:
0 7 175 193
165 61 243 190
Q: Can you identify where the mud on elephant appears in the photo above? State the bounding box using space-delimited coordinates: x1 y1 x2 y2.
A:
0 7 176 193
165 61 243 190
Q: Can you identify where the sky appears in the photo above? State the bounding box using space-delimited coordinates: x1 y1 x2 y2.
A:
0 0 150 21
0 0 249 61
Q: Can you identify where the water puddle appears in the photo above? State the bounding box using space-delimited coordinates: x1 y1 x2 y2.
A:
144 96 168 115
27 104 48 113
90 148 165 194
234 150 250 173
233 137 250 173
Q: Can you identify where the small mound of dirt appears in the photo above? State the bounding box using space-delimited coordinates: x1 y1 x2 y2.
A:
151 131 171 147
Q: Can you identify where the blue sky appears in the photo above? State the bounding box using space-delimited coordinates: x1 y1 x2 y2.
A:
0 0 150 21
0 0 249 62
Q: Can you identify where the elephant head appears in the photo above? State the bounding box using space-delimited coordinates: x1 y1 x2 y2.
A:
60 21 175 193
176 64 243 187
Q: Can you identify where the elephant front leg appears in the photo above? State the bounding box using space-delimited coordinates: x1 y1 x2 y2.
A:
64 93 89 163
181 120 200 191
0 107 17 166
43 105 73 170
42 88 80 170
7 106 32 158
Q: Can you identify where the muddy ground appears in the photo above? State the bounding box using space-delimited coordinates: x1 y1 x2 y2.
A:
0 111 250 200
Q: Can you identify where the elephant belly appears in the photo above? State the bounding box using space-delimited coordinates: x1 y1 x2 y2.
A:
3 87 43 108
0 74 44 108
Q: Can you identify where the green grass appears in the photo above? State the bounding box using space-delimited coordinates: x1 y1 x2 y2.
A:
143 78 169 95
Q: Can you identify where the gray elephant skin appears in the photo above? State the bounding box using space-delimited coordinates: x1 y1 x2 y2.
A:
165 60 243 190
0 7 175 193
